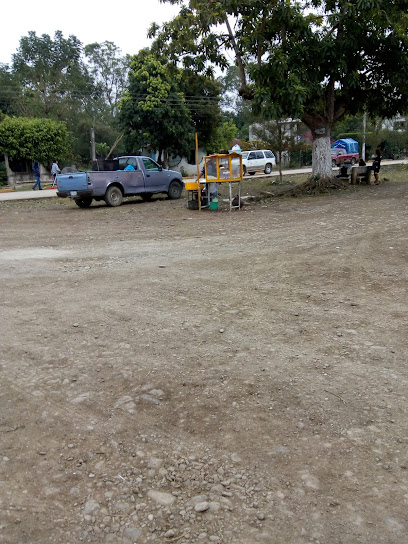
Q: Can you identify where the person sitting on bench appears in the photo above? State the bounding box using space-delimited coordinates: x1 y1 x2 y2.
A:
338 159 352 178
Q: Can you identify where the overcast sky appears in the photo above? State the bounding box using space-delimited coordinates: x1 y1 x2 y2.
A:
0 0 182 65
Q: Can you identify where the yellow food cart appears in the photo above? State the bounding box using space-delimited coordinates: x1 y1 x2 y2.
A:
186 152 243 211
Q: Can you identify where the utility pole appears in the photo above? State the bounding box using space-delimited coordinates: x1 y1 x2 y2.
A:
362 112 367 162
90 127 96 162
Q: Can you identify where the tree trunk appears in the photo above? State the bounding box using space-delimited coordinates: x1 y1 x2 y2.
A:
303 105 335 182
277 122 283 183
105 133 124 159
162 151 169 170
4 154 15 188
312 134 333 180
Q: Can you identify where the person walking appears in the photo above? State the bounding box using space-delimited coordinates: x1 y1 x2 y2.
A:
372 148 382 185
51 160 60 188
32 161 42 190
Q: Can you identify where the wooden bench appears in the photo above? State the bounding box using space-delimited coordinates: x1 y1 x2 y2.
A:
350 165 371 185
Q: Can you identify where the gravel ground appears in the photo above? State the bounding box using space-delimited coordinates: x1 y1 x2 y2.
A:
0 181 407 544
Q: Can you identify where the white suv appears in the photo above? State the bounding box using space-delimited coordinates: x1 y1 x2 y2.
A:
241 150 276 175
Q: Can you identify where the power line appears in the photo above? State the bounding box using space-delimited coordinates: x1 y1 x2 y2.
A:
0 88 224 104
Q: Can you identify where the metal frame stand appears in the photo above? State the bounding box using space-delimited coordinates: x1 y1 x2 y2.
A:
228 180 242 211
200 183 210 208
187 190 199 210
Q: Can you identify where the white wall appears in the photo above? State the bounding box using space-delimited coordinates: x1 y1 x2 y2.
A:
4 155 52 186
148 148 207 177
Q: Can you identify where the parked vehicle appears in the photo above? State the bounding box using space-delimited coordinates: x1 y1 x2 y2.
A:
331 138 359 166
56 156 184 208
241 150 276 175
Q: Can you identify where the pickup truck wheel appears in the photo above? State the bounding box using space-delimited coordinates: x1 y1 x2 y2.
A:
168 181 183 199
75 197 93 208
141 193 153 201
264 163 272 174
351 157 356 165
243 165 247 175
105 185 123 207
332 159 337 167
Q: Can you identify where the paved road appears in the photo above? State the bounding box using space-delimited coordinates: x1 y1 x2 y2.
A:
0 188 58 201
1 160 406 202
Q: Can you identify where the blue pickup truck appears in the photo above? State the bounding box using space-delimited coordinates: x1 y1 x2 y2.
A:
56 155 184 208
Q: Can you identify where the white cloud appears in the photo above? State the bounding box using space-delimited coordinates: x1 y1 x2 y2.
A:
0 0 181 64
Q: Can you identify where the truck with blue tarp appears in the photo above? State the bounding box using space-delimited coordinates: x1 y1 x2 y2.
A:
331 138 359 166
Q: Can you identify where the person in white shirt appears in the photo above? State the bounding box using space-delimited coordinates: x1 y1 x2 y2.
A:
51 160 61 188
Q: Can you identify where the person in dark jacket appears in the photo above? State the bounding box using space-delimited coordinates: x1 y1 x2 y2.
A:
32 161 42 190
372 148 382 185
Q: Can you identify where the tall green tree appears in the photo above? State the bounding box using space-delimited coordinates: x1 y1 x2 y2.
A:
120 49 195 164
10 32 129 163
218 65 253 140
84 41 131 118
120 50 223 162
179 71 223 148
0 64 22 116
12 31 94 120
151 0 408 182
206 118 238 154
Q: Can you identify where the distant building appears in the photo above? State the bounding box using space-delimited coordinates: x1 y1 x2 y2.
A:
381 116 406 131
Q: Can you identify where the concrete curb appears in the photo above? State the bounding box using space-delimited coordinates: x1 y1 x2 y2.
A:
0 188 58 201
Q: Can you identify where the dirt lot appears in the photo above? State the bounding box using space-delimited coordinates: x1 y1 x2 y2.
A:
1 177 407 544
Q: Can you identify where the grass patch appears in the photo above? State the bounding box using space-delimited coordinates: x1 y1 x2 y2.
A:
230 163 408 200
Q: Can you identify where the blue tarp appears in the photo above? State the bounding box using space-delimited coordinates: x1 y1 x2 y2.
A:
331 138 359 154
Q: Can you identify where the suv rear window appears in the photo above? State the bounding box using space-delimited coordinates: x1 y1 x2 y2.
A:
264 151 275 158
255 151 264 159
